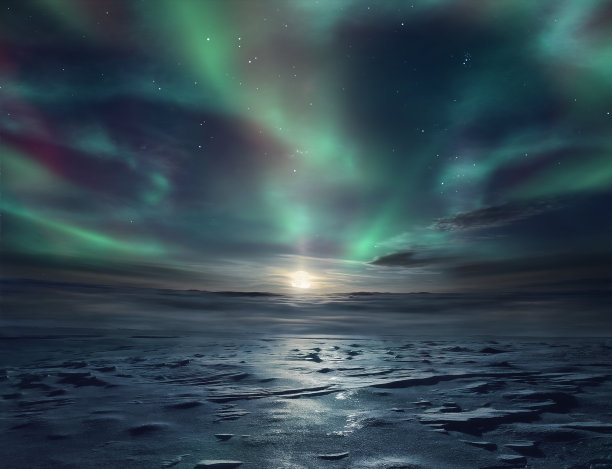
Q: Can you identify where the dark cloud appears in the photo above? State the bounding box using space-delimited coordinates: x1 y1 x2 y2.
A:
370 250 453 267
431 199 559 232
371 247 612 293
0 251 215 288
449 252 612 292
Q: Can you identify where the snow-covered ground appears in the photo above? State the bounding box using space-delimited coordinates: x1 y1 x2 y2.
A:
2 282 611 468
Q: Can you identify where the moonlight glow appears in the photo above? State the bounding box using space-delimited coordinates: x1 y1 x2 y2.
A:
291 271 312 289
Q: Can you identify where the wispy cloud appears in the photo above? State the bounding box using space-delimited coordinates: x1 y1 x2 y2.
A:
369 250 456 268
431 199 560 232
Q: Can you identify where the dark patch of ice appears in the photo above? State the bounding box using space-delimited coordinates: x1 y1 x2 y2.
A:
318 452 349 460
194 461 242 468
460 440 497 451
418 407 539 434
128 422 167 436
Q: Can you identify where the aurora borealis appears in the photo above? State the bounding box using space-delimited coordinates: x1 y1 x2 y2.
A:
1 0 612 293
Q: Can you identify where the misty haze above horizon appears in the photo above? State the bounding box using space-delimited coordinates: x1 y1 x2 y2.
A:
2 279 611 338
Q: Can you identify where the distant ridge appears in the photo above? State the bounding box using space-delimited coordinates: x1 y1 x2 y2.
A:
212 291 283 297
2 278 610 297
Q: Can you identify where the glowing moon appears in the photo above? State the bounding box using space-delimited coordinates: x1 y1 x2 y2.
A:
291 270 311 289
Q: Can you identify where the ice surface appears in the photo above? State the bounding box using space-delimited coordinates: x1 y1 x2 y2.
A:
2 284 612 468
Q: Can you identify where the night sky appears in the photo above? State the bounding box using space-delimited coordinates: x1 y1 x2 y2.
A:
2 0 612 293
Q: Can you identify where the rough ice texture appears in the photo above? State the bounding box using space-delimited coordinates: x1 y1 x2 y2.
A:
2 286 612 468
